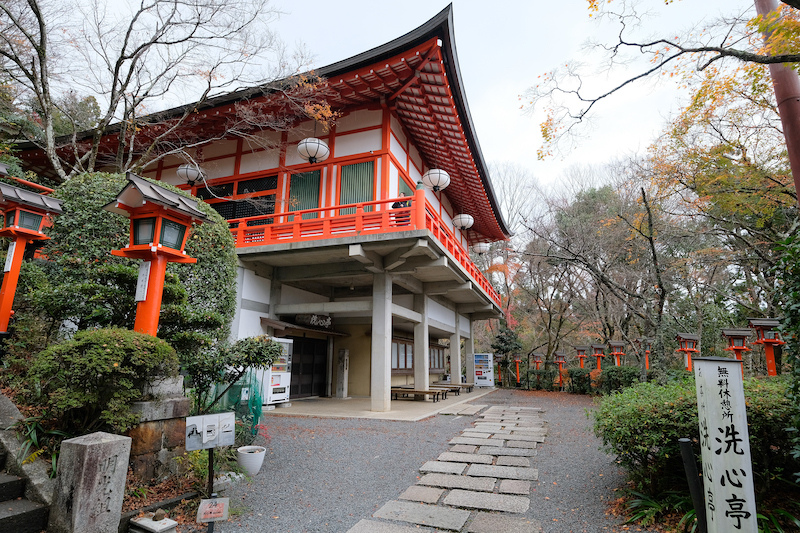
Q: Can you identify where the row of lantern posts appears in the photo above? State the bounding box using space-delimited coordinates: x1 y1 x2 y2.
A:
512 320 785 388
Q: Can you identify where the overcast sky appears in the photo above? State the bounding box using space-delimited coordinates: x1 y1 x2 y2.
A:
270 0 750 189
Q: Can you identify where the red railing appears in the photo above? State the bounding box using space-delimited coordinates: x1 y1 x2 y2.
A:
229 188 501 306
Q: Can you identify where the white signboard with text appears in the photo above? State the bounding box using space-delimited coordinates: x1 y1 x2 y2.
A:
694 357 757 533
185 412 235 451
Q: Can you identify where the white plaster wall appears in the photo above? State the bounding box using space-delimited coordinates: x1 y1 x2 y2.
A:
203 139 238 159
425 187 441 213
236 308 268 339
240 150 280 175
428 298 455 329
459 314 471 337
391 115 407 147
203 157 236 180
334 130 381 158
337 109 382 132
409 145 423 174
390 133 407 171
281 284 330 305
242 269 271 302
389 164 399 197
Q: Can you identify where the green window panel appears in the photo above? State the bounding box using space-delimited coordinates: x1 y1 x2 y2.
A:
339 161 374 215
290 170 321 220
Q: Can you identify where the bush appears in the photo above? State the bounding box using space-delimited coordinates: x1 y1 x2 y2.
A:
593 376 796 496
25 328 179 433
567 367 593 394
183 335 284 415
598 366 641 395
529 368 559 391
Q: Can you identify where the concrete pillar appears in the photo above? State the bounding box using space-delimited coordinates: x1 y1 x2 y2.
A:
450 312 463 385
371 272 392 411
49 432 131 533
413 293 430 395
465 317 475 385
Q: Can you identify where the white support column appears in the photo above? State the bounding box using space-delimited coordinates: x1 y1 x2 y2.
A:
465 317 475 385
413 293 430 395
450 312 463 385
371 273 392 412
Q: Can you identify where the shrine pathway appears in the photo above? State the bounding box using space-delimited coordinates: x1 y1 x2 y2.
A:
215 390 656 532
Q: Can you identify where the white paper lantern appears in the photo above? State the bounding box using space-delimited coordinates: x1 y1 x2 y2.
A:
472 242 491 255
297 137 330 164
453 213 474 230
421 169 450 191
176 164 204 186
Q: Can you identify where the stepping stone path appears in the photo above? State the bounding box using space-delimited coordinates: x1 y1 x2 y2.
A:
347 404 545 532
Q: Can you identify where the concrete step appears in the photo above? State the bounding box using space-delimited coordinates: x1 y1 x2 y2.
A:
0 497 49 533
0 472 25 501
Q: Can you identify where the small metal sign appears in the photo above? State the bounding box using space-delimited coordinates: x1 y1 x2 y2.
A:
694 357 757 532
197 497 229 523
185 412 235 451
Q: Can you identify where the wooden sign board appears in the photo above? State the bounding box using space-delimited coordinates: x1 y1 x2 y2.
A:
694 357 757 533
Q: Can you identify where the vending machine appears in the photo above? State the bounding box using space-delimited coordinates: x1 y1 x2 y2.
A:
473 353 494 387
254 337 293 405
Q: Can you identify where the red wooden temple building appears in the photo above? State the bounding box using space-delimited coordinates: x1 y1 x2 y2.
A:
18 6 510 412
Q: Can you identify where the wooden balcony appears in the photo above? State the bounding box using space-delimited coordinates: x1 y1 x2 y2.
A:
228 188 501 307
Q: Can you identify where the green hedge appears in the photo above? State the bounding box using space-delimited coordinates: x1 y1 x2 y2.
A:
596 366 640 395
528 369 559 391
567 367 593 394
593 376 796 496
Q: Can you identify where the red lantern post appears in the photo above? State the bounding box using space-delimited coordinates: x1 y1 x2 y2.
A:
675 333 700 372
533 353 543 371
555 351 566 389
0 183 63 337
721 328 752 376
575 346 588 369
514 355 521 386
608 341 625 367
591 344 606 370
104 174 211 336
748 318 784 376
635 338 652 370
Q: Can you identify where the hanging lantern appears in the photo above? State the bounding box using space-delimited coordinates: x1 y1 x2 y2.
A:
176 164 204 186
453 213 474 230
297 137 330 164
472 242 490 255
421 169 450 191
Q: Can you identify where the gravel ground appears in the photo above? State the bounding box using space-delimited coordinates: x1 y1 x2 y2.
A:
212 390 656 533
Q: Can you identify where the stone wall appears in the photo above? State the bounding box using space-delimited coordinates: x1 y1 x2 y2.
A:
126 377 189 481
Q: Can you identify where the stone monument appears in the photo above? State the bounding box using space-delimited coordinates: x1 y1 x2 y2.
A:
48 432 131 533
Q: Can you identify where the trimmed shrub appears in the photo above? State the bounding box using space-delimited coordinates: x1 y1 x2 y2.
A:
593 376 796 496
25 328 179 433
567 367 593 394
599 365 640 395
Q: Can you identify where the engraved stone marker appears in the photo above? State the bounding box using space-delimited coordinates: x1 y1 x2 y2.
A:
48 432 132 533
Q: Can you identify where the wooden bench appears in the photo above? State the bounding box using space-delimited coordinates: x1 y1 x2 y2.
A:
430 384 461 397
435 382 474 393
391 388 441 402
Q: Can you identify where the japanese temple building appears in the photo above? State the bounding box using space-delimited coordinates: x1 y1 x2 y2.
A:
20 6 510 411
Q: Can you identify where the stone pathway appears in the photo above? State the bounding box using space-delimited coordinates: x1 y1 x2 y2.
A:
346 404 545 532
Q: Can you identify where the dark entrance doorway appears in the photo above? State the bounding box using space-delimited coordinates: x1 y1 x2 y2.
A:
288 336 328 398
